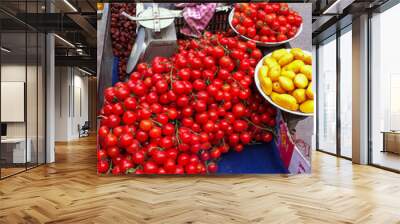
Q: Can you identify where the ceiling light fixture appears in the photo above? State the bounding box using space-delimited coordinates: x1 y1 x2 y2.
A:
1 47 11 53
78 67 94 76
323 0 343 14
54 34 75 48
63 0 78 12
322 0 355 15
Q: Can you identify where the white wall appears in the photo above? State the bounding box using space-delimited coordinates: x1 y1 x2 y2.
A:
1 63 46 164
1 65 40 137
54 66 89 141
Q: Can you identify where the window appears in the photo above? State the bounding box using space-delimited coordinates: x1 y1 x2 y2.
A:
0 0 47 179
370 3 400 171
339 27 352 158
317 35 337 154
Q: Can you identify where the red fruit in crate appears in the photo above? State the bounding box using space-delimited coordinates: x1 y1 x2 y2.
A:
119 133 134 148
232 103 246 118
139 119 153 132
149 127 162 139
124 97 137 110
207 162 218 173
234 144 244 152
144 161 158 174
262 132 273 142
104 134 117 147
136 130 148 143
97 149 107 160
107 146 120 158
162 123 175 136
185 162 198 174
111 165 122 175
97 160 109 173
200 151 210 161
135 169 144 175
212 46 225 59
132 151 145 164
233 120 248 132
153 150 167 165
177 153 190 166
166 148 178 160
126 140 140 154
120 159 134 173
164 158 176 173
115 86 130 101
229 134 240 145
240 132 252 145
210 148 221 159
107 114 120 128
104 87 116 102
122 111 137 125
98 126 109 139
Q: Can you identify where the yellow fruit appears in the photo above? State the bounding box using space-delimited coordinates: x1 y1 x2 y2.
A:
263 56 279 68
292 89 307 104
290 48 304 60
278 53 294 66
272 49 288 61
258 65 269 78
300 100 314 113
306 82 314 99
294 73 309 89
304 54 312 65
300 65 312 81
273 94 299 111
272 82 286 94
269 66 281 82
281 70 296 80
278 76 295 92
284 60 305 73
259 75 272 95
270 92 279 102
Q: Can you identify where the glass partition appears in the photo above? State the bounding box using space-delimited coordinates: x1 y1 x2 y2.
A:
317 35 337 155
0 31 28 178
0 0 46 179
339 27 352 158
370 3 400 171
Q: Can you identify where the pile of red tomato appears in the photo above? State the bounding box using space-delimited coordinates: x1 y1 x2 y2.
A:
232 3 303 43
98 32 277 175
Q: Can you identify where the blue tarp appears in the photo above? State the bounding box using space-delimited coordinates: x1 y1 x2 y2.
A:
217 142 288 174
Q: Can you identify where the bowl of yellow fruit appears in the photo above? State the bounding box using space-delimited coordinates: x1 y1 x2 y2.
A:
254 48 314 116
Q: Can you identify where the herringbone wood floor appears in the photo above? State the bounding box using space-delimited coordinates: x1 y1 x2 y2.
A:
0 135 400 224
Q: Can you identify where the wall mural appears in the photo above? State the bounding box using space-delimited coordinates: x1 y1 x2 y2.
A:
97 2 313 175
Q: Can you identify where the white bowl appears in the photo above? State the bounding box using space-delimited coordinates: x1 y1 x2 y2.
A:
228 8 303 47
254 49 313 117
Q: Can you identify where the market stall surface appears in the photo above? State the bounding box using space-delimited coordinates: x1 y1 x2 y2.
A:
0 135 400 223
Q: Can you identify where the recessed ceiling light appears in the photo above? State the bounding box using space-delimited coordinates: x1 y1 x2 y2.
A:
78 67 93 76
63 0 78 12
1 47 11 53
54 34 75 48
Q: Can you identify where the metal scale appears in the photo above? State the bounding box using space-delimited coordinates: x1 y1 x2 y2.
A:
122 3 231 75
122 3 181 74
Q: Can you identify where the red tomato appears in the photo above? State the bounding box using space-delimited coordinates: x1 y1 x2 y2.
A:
97 160 109 173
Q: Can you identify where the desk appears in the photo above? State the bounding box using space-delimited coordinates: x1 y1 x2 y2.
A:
1 138 31 163
381 131 400 154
